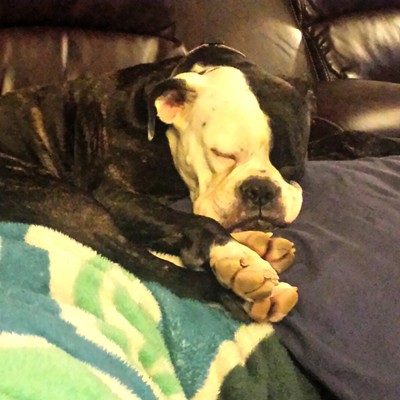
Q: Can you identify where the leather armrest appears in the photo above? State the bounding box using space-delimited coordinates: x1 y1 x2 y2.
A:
308 80 400 160
312 80 400 138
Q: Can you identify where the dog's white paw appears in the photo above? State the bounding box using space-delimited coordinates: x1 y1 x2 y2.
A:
209 240 279 301
231 231 295 273
245 282 299 322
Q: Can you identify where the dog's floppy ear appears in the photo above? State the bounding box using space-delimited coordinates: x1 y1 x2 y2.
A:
147 74 201 141
147 79 186 141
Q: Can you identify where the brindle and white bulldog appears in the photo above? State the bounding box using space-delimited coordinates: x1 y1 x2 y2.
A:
0 44 313 322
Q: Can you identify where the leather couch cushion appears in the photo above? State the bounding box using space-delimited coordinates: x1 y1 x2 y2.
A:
0 0 176 39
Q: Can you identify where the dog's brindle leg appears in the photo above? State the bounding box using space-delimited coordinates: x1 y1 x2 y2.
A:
0 166 247 313
93 178 231 270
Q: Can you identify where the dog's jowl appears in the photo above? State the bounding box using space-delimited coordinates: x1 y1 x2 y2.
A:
0 44 313 321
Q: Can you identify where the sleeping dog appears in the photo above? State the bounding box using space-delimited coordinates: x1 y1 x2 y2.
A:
0 44 312 321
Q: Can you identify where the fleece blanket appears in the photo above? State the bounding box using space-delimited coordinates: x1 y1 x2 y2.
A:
0 222 320 400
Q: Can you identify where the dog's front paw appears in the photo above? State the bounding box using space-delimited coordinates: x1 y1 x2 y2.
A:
232 231 295 273
209 240 279 301
245 282 299 322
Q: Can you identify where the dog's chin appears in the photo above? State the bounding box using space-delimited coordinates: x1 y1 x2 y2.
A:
227 216 287 233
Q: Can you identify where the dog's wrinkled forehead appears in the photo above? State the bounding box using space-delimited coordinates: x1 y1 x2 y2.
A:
192 66 270 142
152 65 272 160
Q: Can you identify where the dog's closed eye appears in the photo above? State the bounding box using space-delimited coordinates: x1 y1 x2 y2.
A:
211 148 236 161
210 148 237 173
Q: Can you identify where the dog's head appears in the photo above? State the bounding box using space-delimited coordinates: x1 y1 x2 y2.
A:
149 63 313 231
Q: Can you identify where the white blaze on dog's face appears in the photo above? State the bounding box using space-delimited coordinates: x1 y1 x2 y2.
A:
154 66 303 230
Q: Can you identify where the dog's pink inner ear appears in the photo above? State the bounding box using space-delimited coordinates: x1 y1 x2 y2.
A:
155 89 185 124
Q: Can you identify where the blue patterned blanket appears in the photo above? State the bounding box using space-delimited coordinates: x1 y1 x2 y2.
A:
0 222 320 400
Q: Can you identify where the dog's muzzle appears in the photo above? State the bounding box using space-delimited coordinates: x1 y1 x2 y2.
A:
225 177 288 232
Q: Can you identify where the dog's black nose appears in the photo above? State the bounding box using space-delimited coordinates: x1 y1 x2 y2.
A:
239 178 278 207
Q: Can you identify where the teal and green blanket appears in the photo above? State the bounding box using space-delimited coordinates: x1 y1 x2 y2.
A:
0 222 320 400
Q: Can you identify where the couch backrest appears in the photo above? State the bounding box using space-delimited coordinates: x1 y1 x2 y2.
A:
175 0 313 81
292 0 400 83
0 0 177 38
0 0 185 93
